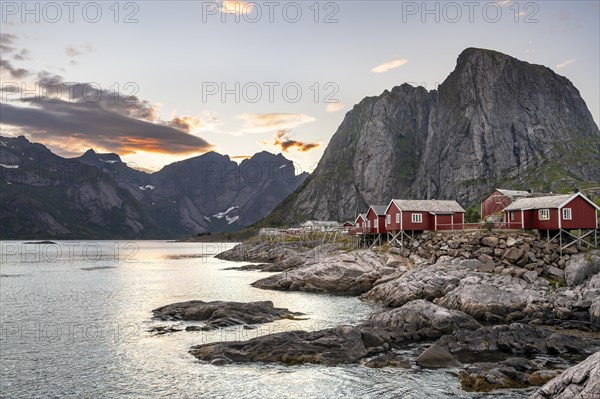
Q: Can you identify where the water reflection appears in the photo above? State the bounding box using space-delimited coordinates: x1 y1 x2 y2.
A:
1 241 532 398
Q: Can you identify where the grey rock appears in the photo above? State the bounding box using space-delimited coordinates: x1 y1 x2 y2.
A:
364 353 411 368
190 325 388 365
564 252 600 287
590 301 600 327
547 266 565 279
530 351 600 399
361 264 470 307
251 250 387 295
436 324 594 356
459 358 562 392
416 344 461 368
523 271 539 284
504 248 525 263
481 236 499 247
360 300 480 342
436 275 542 321
152 300 302 330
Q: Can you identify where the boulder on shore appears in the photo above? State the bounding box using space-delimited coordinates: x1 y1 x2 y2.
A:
564 253 600 287
360 299 480 342
252 250 389 295
361 264 471 307
530 351 600 399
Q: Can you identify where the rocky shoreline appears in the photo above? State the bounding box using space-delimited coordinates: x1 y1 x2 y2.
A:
176 231 600 396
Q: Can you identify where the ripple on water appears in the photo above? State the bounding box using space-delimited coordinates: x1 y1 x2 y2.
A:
0 241 537 399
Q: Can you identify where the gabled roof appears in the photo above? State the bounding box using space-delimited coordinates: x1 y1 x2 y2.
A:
367 205 387 216
355 213 367 223
504 192 600 211
386 199 465 213
495 189 531 197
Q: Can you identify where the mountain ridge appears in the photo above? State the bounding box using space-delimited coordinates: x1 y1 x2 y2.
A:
0 136 308 238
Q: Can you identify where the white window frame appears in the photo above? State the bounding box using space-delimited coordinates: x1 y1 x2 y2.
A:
395 213 400 223
539 209 550 221
386 214 391 225
562 208 572 220
367 220 371 228
374 219 378 228
412 213 423 223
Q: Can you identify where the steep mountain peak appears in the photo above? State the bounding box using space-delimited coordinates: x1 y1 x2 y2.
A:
247 150 286 163
262 48 600 225
79 148 122 163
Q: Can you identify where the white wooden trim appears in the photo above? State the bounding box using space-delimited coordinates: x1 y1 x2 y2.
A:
521 210 524 229
558 208 562 229
400 210 403 231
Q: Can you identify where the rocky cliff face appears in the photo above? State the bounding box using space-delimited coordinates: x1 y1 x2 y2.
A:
270 48 600 223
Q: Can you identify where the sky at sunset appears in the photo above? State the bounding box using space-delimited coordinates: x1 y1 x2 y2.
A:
1 0 599 174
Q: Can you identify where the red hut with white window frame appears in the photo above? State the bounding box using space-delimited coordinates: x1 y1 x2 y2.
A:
503 192 599 231
385 199 465 245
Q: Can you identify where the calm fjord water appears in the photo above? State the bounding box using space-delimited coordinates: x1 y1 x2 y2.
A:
0 241 532 398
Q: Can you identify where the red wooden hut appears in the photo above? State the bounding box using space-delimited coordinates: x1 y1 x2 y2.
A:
365 206 387 234
355 213 366 228
481 189 531 220
385 199 465 232
503 192 599 230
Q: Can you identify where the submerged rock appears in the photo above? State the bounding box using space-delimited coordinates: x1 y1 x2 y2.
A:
152 300 303 330
459 358 562 392
364 353 411 368
530 351 600 399
190 325 388 365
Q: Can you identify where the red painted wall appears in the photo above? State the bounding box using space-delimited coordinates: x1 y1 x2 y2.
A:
435 214 453 231
452 213 463 225
561 196 597 229
530 208 560 230
402 211 430 231
481 190 512 219
366 209 387 234
385 202 401 231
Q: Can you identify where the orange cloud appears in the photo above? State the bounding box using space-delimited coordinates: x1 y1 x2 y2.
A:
271 130 320 153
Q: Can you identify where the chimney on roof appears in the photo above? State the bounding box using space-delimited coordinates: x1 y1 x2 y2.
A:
574 188 580 193
528 188 534 194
